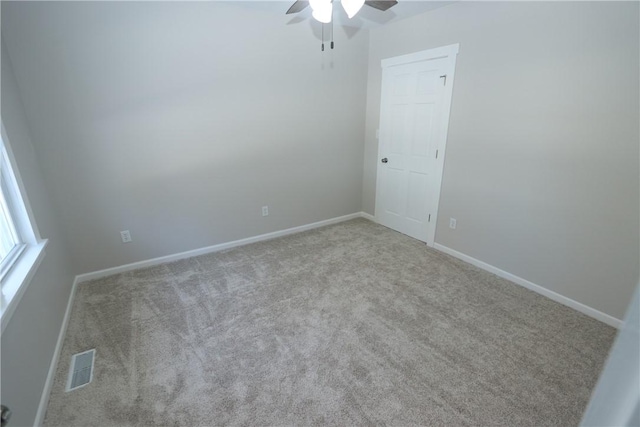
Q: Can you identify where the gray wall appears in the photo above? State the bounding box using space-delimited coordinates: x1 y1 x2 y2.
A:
363 2 639 320
2 2 369 274
1 43 75 427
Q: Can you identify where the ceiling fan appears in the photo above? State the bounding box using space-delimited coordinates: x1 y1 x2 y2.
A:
286 0 398 24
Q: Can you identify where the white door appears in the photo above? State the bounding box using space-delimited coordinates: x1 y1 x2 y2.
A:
375 45 458 245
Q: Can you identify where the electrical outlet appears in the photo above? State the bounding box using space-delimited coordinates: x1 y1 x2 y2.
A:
120 230 132 243
449 218 457 230
262 206 269 217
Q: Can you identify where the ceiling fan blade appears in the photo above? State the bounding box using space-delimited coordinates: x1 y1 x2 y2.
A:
364 0 398 12
286 0 309 14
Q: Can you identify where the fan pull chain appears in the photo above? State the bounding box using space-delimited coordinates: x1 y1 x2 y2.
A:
331 8 334 49
321 23 325 51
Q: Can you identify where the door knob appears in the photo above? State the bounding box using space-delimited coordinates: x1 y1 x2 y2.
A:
381 158 388 163
1 405 11 427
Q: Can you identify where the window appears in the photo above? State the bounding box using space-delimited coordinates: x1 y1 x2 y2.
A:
0 125 48 333
1 152 27 277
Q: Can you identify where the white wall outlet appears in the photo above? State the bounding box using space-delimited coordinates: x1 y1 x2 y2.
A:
120 230 132 243
262 206 269 217
449 218 457 230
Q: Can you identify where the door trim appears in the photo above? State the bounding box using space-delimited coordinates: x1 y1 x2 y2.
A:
381 44 459 69
376 43 459 247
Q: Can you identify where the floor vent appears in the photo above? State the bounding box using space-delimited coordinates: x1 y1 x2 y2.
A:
66 349 95 392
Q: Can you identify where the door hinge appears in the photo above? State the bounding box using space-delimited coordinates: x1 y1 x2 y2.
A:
435 149 439 159
428 214 431 222
440 74 447 85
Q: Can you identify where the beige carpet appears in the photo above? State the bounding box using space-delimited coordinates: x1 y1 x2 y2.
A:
44 218 615 426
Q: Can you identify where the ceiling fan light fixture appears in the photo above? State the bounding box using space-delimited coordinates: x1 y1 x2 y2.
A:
311 2 333 23
341 0 365 19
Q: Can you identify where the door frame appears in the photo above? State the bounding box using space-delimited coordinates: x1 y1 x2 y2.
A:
375 43 459 247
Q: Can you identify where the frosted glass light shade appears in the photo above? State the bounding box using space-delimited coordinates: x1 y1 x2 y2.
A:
341 0 365 18
311 2 332 23
309 0 329 10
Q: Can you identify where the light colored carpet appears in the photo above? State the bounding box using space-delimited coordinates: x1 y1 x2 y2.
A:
44 218 615 426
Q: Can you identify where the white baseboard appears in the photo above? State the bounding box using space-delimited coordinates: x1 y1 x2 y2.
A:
76 212 367 284
433 243 623 329
34 276 80 426
360 212 376 222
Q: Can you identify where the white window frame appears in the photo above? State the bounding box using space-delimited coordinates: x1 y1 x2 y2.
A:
1 149 28 278
0 123 48 334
